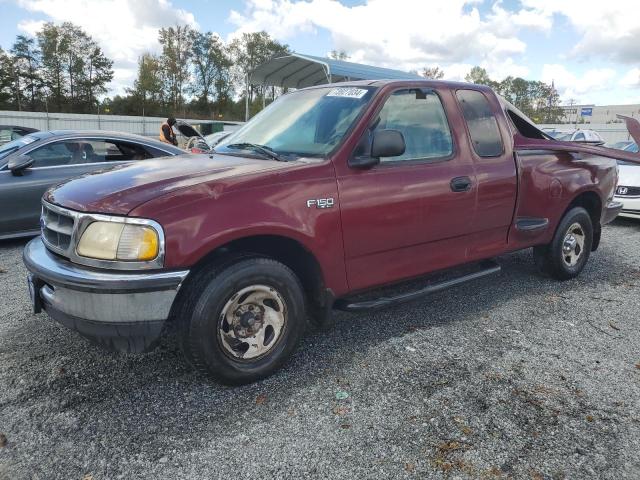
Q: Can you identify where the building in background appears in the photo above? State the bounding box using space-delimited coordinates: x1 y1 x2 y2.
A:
559 103 640 125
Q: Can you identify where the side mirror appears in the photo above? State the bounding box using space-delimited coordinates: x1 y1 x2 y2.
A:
371 129 405 158
349 129 406 169
8 155 34 175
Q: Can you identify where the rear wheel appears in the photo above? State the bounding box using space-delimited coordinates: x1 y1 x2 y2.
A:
533 207 593 280
178 257 306 385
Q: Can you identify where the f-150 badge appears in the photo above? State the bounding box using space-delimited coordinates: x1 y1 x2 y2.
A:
307 198 335 209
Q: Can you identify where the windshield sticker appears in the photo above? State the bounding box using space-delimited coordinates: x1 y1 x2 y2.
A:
326 87 368 99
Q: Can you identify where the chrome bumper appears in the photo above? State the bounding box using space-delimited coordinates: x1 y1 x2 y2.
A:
602 200 623 225
23 238 189 352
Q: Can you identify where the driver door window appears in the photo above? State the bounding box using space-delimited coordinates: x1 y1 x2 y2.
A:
374 89 453 163
29 140 153 168
29 142 76 167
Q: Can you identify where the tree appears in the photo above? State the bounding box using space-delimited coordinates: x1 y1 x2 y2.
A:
38 23 66 110
329 50 349 60
422 66 445 80
228 31 289 108
465 66 498 89
158 24 194 111
0 47 17 109
36 22 113 112
190 31 232 113
11 35 43 111
83 44 113 109
127 53 164 115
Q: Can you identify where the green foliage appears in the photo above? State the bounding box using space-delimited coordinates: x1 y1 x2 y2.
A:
159 24 193 111
0 47 17 109
190 31 232 114
125 53 165 116
34 22 113 113
329 50 349 61
11 35 43 110
464 66 499 89
422 66 445 80
228 31 290 108
466 66 563 124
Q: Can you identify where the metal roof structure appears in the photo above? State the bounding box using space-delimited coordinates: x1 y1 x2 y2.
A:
250 53 423 89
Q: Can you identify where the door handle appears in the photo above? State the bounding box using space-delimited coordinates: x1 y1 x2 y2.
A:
450 176 472 192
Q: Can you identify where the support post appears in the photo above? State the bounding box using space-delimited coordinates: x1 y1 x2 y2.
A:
245 74 250 122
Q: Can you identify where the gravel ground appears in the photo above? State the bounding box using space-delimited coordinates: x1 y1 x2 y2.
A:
0 219 639 480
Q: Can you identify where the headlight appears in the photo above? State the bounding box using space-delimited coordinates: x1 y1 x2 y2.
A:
77 222 159 261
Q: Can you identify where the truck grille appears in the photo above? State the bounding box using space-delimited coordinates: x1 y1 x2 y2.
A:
41 203 76 256
616 185 640 197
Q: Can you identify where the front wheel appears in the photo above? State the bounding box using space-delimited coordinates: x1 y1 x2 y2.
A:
179 257 306 385
533 206 593 280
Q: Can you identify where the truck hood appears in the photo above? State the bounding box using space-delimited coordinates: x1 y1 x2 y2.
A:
44 153 289 215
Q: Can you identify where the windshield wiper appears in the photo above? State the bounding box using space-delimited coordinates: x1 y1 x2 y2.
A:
224 143 282 161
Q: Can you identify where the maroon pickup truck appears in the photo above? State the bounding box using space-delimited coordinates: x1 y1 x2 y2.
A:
23 80 640 384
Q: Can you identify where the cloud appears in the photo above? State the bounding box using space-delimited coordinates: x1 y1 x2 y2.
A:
228 0 543 79
620 68 640 88
16 19 46 36
15 0 198 95
541 64 617 103
520 0 640 63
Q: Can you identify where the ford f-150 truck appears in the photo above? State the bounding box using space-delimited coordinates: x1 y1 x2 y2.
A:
23 80 640 384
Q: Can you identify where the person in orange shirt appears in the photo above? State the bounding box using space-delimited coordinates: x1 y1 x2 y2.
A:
159 117 178 146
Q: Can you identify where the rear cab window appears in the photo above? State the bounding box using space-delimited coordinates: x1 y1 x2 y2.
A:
456 89 504 157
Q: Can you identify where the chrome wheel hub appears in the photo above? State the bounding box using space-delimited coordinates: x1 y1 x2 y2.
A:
561 223 585 267
218 285 286 360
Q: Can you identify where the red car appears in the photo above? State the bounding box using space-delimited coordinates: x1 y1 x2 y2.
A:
23 80 639 384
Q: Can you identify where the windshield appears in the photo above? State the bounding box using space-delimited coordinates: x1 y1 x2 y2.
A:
624 142 638 153
0 135 37 161
216 86 377 157
551 132 572 141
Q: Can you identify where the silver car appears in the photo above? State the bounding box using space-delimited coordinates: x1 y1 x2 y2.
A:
0 130 183 240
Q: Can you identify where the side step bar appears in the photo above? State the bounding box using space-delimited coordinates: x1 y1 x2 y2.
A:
334 260 501 312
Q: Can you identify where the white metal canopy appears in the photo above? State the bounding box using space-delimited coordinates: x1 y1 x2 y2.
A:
250 53 423 89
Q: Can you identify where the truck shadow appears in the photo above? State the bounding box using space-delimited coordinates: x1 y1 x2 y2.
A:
1 224 637 474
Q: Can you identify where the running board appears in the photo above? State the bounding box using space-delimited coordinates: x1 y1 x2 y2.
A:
334 260 501 312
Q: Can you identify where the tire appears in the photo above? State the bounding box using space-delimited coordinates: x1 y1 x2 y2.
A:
178 257 306 385
533 207 593 280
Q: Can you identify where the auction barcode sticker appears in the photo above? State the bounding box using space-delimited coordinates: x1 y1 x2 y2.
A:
326 87 368 99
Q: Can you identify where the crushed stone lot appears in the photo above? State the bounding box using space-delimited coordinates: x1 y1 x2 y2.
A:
1 219 639 479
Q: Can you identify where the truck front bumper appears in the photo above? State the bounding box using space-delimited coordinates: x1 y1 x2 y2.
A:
23 238 189 353
602 200 624 225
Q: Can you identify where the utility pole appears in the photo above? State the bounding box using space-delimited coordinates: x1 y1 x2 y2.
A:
566 98 576 126
245 74 250 122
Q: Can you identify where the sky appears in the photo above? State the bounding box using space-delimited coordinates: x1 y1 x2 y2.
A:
1 0 640 106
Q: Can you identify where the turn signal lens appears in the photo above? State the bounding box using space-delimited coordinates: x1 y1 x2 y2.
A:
116 225 159 261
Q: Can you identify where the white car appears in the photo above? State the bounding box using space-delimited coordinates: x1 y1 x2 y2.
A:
204 130 232 148
550 129 604 143
615 143 640 219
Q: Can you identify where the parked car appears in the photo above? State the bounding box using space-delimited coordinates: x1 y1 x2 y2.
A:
204 130 232 148
174 120 211 153
547 129 604 143
0 130 183 240
615 142 640 218
606 140 634 150
0 125 39 145
23 81 638 385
